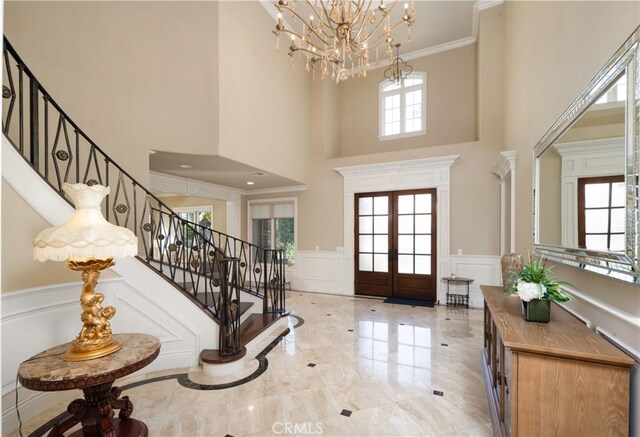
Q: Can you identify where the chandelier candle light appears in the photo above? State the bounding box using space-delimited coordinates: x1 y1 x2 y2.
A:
273 0 416 82
33 183 138 361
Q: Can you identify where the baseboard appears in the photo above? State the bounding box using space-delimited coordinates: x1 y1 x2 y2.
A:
447 255 501 308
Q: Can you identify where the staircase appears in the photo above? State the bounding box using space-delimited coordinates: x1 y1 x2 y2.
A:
1 37 287 361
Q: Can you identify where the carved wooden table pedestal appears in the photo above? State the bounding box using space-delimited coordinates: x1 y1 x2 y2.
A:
18 333 160 437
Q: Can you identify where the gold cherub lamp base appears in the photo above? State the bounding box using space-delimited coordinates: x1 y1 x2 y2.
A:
64 258 122 362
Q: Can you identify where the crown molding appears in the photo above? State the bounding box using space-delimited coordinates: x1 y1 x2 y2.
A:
149 171 244 201
245 185 309 196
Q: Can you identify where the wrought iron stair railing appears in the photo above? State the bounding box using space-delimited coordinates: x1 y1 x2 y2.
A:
2 37 286 355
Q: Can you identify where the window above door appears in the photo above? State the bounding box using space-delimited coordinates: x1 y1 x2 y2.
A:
379 72 427 141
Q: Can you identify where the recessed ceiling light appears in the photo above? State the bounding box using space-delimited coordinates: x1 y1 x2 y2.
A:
180 164 192 169
247 181 255 185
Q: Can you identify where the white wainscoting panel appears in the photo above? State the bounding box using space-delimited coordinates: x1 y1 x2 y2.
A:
291 250 347 295
447 255 502 308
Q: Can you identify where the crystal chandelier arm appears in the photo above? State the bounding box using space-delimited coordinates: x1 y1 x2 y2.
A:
278 4 332 47
320 1 343 28
351 0 374 43
358 0 400 46
362 17 411 50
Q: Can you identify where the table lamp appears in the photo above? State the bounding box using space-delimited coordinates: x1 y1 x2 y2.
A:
33 183 138 361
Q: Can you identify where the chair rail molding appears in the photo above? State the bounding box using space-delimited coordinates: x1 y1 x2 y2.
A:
492 150 516 254
335 155 459 300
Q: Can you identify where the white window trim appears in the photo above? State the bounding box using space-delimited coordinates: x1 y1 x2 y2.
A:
378 72 427 140
247 197 298 265
173 205 213 227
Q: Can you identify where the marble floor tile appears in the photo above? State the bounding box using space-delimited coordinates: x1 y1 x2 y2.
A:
17 291 490 436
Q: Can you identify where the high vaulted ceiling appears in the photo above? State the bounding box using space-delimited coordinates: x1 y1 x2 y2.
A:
150 0 485 193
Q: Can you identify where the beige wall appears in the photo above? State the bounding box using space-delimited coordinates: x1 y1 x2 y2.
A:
503 1 640 316
161 195 227 235
4 1 220 185
338 44 478 157
1 180 116 291
217 1 311 184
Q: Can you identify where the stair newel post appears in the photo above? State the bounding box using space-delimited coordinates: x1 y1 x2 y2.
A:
29 75 39 171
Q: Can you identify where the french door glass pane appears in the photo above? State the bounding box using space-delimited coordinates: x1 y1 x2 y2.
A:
398 255 413 274
374 254 388 272
359 216 373 234
398 235 414 253
359 197 373 215
610 208 625 233
360 235 373 252
415 235 431 254
585 184 610 207
611 182 625 207
610 234 625 251
374 197 389 215
398 195 414 214
415 215 431 234
415 255 431 274
359 254 373 271
398 215 414 234
374 235 388 253
585 234 608 250
585 209 609 233
374 216 388 234
415 194 431 213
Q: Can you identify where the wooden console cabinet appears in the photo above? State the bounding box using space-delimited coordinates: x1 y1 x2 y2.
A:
481 286 633 437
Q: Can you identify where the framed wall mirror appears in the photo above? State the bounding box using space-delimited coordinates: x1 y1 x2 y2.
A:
533 26 640 283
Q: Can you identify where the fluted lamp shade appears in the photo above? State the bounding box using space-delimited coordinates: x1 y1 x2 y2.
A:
33 183 138 361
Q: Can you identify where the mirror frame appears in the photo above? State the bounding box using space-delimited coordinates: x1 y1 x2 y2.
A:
533 26 640 284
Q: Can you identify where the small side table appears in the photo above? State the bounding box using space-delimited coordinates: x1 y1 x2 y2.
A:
442 276 473 307
18 333 160 437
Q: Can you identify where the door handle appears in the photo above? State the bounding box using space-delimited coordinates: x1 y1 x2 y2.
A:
388 249 398 261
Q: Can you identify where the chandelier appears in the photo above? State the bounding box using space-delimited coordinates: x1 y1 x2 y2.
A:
273 0 416 83
384 43 413 85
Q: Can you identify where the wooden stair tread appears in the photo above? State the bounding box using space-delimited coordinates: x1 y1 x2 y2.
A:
239 313 283 345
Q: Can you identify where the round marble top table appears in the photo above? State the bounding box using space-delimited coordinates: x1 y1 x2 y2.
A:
18 333 160 437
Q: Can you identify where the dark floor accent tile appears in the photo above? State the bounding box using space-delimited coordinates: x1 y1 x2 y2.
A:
441 343 449 347
371 309 376 312
433 390 444 396
225 435 234 437
347 329 354 332
445 317 451 320
341 409 353 417
399 323 406 326
307 363 316 368
411 305 416 308
311 302 316 304
326 313 331 316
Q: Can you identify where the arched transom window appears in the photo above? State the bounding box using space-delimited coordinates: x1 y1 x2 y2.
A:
379 72 426 140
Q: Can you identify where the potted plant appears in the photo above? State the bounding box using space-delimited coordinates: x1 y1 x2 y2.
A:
505 255 571 323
